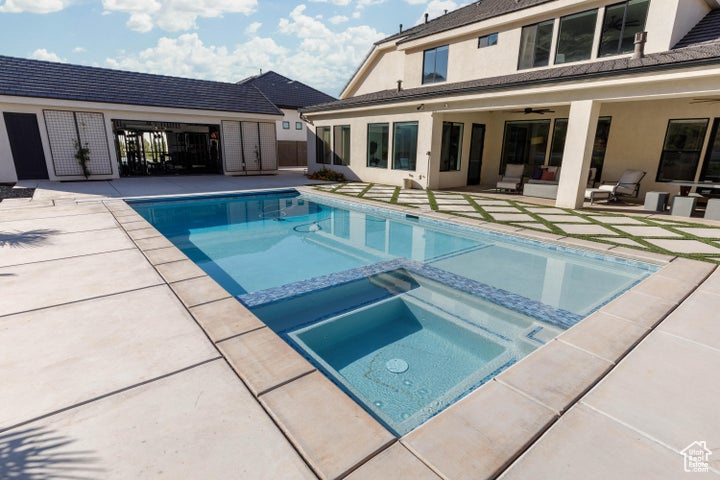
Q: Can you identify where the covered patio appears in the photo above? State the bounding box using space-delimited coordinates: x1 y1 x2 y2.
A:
304 39 720 211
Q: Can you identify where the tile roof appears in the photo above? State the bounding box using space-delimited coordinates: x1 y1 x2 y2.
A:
237 71 336 109
674 8 720 49
380 0 556 45
304 41 720 113
0 55 282 116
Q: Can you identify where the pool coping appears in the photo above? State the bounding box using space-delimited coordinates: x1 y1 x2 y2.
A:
107 190 715 479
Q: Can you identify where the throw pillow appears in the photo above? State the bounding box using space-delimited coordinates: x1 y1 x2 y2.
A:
541 170 555 181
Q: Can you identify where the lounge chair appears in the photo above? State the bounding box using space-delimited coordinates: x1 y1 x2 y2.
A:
496 163 524 193
594 169 646 202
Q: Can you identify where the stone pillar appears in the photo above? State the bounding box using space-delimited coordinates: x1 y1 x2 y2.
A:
555 100 600 208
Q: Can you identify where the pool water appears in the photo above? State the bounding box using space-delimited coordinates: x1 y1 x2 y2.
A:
282 269 547 435
132 190 657 435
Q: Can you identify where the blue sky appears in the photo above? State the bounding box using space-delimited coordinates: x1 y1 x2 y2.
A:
0 0 468 96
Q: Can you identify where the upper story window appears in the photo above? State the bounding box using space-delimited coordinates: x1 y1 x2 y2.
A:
518 20 554 70
598 0 650 57
422 45 448 84
478 33 498 48
295 122 303 130
282 121 290 129
555 9 598 64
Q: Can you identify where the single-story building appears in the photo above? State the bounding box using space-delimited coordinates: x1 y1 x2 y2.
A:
0 55 283 183
302 0 720 208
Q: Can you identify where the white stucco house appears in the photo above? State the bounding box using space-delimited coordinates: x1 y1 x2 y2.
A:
302 0 720 208
238 71 336 167
0 56 284 183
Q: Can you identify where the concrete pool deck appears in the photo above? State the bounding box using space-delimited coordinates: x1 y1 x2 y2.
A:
1 176 719 478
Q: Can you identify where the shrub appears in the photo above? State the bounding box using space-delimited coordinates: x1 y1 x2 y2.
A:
308 168 346 182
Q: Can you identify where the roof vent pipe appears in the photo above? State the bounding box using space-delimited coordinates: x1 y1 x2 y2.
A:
397 80 403 92
399 24 403 33
424 13 429 23
632 31 647 59
444 9 448 14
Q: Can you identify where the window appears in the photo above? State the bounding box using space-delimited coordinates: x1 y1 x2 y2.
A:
549 118 568 166
333 125 351 166
700 119 720 182
555 9 598 64
599 0 650 57
500 120 551 173
367 123 389 168
315 126 331 164
392 122 418 170
295 122 303 130
518 20 554 69
478 33 498 48
656 119 709 182
440 122 463 171
282 121 290 129
422 45 448 84
549 117 612 181
591 117 612 182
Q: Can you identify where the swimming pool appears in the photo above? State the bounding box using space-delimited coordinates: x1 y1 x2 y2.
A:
132 190 656 435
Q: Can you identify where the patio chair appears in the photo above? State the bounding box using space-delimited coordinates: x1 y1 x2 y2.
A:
596 169 646 201
496 163 524 193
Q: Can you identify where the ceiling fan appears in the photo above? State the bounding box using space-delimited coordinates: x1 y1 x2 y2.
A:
511 107 555 114
690 97 720 104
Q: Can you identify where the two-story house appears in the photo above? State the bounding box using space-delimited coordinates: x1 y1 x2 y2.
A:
303 0 720 208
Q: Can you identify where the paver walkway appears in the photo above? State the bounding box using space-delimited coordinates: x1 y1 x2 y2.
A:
317 183 720 263
1 175 719 478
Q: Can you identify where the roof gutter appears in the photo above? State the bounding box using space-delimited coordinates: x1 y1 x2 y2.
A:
303 56 720 114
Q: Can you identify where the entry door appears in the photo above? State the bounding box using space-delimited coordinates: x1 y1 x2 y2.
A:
3 112 49 179
467 123 485 185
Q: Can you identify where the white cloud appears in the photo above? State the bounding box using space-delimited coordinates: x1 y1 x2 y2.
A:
244 21 261 35
329 15 348 24
357 0 385 7
126 12 154 32
415 0 460 24
73 46 86 53
30 48 66 62
352 0 385 19
106 33 287 83
308 0 351 5
105 7 386 95
101 0 257 32
0 0 73 13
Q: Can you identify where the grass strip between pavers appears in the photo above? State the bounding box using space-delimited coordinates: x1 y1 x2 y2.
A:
311 184 720 264
356 183 374 198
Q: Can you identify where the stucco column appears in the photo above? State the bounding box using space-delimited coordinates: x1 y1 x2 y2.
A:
426 112 445 190
555 100 600 208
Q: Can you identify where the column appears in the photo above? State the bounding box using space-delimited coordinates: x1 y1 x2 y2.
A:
555 100 600 208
